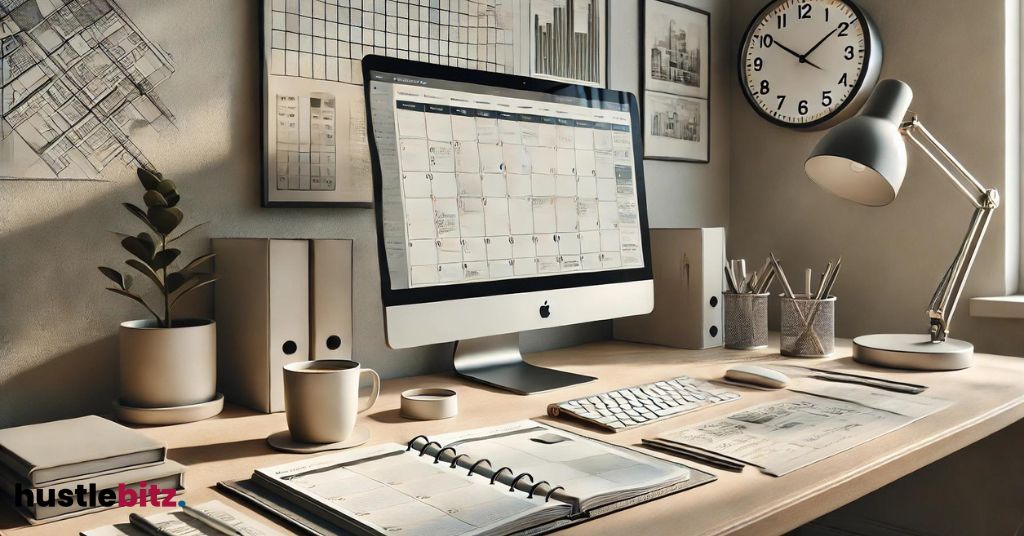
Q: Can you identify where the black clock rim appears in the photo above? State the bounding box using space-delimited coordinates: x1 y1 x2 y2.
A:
737 0 875 130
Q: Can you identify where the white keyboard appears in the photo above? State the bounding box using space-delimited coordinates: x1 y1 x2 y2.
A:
547 376 741 432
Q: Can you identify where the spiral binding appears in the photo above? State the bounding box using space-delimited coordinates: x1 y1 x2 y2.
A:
509 472 533 492
434 447 456 464
408 434 565 503
490 467 513 485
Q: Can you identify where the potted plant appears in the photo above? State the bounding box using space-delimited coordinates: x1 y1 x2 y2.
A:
99 168 218 414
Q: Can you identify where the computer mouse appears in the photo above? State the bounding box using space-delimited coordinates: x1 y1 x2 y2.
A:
724 365 789 389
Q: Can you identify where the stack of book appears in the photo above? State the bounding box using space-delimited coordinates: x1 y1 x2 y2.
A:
0 415 185 524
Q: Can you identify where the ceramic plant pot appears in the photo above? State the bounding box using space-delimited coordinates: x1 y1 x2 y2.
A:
119 319 216 409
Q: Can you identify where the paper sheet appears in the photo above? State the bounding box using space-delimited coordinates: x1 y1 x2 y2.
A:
651 385 951 476
82 500 284 536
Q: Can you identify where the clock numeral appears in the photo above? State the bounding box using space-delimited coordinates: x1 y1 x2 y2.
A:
798 100 809 115
838 21 850 37
759 80 770 95
776 95 786 110
759 34 774 48
798 4 811 19
839 73 849 87
825 7 830 22
753 57 763 71
822 90 833 107
844 45 855 60
777 13 787 29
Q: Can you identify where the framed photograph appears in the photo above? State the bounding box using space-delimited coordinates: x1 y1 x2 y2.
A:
640 0 710 162
641 0 709 98
642 91 709 162
260 0 373 207
529 0 608 87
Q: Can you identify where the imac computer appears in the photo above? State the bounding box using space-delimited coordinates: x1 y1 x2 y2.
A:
363 55 652 394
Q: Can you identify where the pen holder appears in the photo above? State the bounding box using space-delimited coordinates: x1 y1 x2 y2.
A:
723 292 769 350
780 295 835 357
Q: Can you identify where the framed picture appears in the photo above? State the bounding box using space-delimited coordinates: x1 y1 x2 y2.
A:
529 0 608 87
641 0 709 98
260 0 373 207
640 0 710 162
642 92 709 163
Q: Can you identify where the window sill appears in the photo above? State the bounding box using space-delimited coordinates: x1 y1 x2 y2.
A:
970 296 1024 319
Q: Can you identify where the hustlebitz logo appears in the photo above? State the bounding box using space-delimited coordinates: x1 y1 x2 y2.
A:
13 481 183 510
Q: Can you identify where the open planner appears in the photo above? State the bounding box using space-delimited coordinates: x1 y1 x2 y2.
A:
221 420 712 536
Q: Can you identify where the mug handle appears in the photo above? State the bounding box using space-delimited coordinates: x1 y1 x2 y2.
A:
358 368 381 413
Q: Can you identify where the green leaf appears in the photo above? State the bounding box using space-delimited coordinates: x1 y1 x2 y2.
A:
151 248 181 270
169 272 217 306
180 252 215 272
121 233 156 263
167 221 208 243
156 180 177 196
166 271 188 293
143 190 168 208
163 192 181 207
137 167 162 190
125 259 165 291
105 288 161 324
147 206 183 235
123 203 158 233
98 267 131 290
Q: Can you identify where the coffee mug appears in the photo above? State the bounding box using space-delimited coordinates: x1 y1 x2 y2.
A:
283 360 380 444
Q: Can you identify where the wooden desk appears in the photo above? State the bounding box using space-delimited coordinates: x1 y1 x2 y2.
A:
4 337 1024 536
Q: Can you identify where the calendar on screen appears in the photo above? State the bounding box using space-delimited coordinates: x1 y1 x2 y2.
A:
370 74 643 290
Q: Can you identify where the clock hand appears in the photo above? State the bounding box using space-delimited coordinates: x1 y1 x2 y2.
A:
773 40 805 61
803 25 841 59
774 40 824 70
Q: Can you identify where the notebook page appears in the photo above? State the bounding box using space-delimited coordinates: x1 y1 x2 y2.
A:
427 421 691 510
81 500 285 536
255 443 566 536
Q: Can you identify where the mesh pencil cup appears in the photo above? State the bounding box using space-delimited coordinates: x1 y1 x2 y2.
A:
780 295 835 357
723 292 769 350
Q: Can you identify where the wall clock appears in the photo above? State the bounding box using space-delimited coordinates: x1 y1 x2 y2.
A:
739 0 882 129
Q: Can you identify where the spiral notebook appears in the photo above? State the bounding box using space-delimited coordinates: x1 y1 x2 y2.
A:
221 420 714 536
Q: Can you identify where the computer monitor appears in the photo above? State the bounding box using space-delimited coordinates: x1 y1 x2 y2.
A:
363 55 652 394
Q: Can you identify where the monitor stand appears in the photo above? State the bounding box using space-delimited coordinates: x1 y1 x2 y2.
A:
453 333 596 395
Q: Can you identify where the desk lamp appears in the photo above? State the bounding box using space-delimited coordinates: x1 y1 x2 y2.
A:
804 79 1000 371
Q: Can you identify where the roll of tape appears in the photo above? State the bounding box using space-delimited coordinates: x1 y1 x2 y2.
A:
400 388 458 420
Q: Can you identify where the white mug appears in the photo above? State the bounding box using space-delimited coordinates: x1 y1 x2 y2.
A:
283 360 380 444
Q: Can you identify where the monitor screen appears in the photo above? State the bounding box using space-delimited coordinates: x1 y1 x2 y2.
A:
364 56 651 306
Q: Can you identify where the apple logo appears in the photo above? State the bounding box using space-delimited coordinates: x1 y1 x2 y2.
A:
539 301 551 318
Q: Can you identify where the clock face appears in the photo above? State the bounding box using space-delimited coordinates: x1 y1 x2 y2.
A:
740 0 881 128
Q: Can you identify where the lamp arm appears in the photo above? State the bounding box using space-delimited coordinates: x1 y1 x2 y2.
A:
899 117 1000 342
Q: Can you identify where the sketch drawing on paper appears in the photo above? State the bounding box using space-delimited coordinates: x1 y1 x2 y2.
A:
648 95 700 141
275 92 337 192
266 0 516 86
0 0 175 182
642 0 708 99
529 0 604 86
647 14 701 91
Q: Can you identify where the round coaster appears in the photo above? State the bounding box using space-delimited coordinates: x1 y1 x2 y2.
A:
113 393 224 426
266 425 371 453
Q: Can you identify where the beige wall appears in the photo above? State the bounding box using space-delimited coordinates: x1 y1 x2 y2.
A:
0 0 733 427
729 0 1024 357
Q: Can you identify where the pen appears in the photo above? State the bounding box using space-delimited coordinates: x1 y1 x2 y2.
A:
814 261 832 300
129 513 173 536
822 257 843 298
183 505 246 536
804 268 812 298
769 252 795 298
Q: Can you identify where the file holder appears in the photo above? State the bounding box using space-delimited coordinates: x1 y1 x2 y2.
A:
780 295 836 357
723 292 769 350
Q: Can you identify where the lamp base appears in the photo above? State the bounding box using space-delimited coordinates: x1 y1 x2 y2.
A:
852 334 973 371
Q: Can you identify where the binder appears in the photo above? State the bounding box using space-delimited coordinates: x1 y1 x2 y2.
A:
310 240 353 360
213 239 310 413
614 228 726 349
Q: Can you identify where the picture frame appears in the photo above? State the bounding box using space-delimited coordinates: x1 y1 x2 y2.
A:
640 0 710 162
528 0 609 88
260 0 374 208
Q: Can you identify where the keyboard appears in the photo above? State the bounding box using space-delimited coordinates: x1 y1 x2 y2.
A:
547 376 741 432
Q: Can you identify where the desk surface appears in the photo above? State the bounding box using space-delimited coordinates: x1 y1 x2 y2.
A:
4 337 1024 536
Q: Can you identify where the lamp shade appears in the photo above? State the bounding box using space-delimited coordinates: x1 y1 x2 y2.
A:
804 79 914 206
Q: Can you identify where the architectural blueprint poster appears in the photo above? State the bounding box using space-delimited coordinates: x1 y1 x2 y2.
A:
261 0 608 206
0 0 175 182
